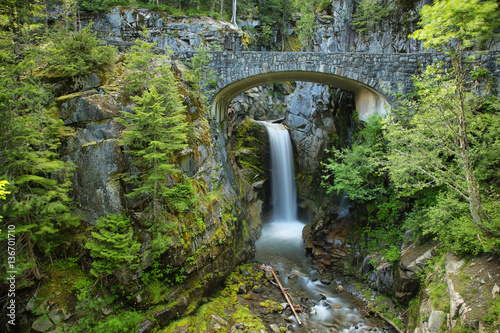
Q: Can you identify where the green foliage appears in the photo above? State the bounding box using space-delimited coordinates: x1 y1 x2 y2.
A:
163 263 266 332
0 17 80 283
91 311 144 332
295 12 315 51
85 214 140 278
410 0 499 54
185 45 215 106
294 0 316 50
165 177 198 213
483 297 500 325
322 114 387 202
352 0 393 33
419 191 485 255
363 223 404 266
386 0 500 234
118 57 188 221
428 281 451 312
383 244 401 266
0 180 9 200
43 25 116 78
123 35 164 95
0 180 8 222
78 0 130 12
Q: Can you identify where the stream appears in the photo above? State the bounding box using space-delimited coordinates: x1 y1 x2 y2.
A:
254 122 385 332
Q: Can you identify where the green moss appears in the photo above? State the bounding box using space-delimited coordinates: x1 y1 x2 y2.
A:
428 281 450 312
143 280 171 305
259 299 284 314
162 263 266 332
406 296 421 330
35 258 94 312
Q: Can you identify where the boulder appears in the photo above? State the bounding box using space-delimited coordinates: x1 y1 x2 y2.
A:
62 94 122 125
394 267 420 304
373 262 395 293
428 310 446 333
31 316 53 332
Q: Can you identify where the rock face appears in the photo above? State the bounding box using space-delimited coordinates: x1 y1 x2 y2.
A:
227 117 270 240
90 8 247 52
314 0 428 53
50 58 253 331
285 83 355 218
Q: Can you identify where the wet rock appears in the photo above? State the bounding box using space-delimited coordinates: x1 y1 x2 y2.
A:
48 309 62 324
67 139 128 224
269 324 281 332
320 278 331 285
25 290 38 312
492 283 499 298
137 320 157 333
210 314 229 326
373 262 394 293
238 284 248 294
62 94 121 125
252 286 264 293
360 255 374 276
52 74 101 97
31 316 53 332
394 267 420 304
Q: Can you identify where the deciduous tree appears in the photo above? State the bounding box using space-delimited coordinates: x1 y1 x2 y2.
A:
385 0 499 233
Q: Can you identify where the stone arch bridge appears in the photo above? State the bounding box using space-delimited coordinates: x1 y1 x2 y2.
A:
176 51 500 123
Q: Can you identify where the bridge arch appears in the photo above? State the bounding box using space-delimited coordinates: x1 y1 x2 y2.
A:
210 70 389 124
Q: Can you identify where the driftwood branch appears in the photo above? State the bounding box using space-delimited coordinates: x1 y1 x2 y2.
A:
374 310 403 333
271 268 302 326
260 265 302 326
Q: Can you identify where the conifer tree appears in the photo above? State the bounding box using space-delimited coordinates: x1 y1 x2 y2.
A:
0 16 79 282
119 73 188 223
123 34 159 96
185 45 215 106
85 214 140 279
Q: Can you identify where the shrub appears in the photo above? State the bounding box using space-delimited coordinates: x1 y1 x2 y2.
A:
85 214 140 278
352 0 393 33
43 25 116 78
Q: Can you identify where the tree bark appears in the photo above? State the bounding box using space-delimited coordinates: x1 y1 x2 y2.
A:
231 0 237 25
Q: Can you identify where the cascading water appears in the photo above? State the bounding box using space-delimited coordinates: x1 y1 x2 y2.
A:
267 123 297 222
255 122 384 333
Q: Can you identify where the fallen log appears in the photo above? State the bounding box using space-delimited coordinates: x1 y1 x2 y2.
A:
270 268 302 326
374 310 403 333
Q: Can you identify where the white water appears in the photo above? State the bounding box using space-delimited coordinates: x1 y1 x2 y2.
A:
266 122 297 222
255 122 383 332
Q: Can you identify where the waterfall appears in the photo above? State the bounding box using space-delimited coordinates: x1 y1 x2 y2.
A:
262 122 297 222
254 121 383 332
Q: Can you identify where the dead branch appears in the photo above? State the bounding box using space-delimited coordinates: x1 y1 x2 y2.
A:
374 310 403 333
270 268 302 326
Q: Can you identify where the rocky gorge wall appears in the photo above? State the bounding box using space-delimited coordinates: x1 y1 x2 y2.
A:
21 9 262 332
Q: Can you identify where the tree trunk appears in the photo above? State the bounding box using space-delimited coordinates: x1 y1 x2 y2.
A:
153 133 158 223
220 0 224 19
453 54 490 228
231 0 237 25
